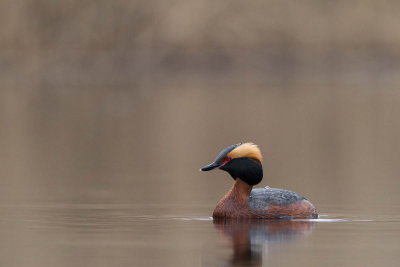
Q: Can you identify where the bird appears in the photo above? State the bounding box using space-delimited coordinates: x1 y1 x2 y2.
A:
200 142 318 219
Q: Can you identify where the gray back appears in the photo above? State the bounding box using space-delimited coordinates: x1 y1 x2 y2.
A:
248 187 306 211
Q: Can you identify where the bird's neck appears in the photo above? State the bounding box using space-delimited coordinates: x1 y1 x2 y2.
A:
213 179 253 218
227 178 253 201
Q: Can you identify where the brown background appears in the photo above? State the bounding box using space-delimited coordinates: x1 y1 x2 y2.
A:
1 0 400 209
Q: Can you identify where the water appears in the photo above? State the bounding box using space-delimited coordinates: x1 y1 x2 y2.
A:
3 1 400 265
1 203 399 266
3 85 400 266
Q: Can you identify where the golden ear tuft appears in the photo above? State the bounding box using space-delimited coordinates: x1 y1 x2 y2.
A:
227 142 262 163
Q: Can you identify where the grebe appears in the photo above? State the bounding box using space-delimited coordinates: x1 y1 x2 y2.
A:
200 143 318 219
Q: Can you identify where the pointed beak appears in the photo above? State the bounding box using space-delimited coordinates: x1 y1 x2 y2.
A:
200 162 220 171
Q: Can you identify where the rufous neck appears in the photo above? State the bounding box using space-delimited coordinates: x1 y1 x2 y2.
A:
230 178 253 199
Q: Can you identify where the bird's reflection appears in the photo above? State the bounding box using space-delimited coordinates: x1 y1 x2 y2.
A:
213 219 315 266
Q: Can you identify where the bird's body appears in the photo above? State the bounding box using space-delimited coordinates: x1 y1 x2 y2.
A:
212 179 317 219
201 143 318 219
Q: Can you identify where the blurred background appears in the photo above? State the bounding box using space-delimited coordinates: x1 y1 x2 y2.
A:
1 0 400 209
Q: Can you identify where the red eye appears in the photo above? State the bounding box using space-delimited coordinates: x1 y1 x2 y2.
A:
220 157 232 167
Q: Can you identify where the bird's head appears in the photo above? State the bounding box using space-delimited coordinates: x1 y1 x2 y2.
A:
200 142 263 186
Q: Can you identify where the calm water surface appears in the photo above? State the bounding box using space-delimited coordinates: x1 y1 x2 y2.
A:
1 203 399 266
0 204 400 266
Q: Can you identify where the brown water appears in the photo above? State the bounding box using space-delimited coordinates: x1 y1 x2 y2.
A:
2 85 400 266
1 202 399 267
2 1 400 266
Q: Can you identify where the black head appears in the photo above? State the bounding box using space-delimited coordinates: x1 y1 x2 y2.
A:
200 143 263 186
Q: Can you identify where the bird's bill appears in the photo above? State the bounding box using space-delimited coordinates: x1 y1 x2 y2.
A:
200 162 220 171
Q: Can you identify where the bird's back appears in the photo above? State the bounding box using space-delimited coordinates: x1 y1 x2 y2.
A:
248 187 317 219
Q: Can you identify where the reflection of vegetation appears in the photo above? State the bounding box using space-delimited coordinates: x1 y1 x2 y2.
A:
1 0 399 206
2 1 399 86
3 1 400 48
213 219 315 266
